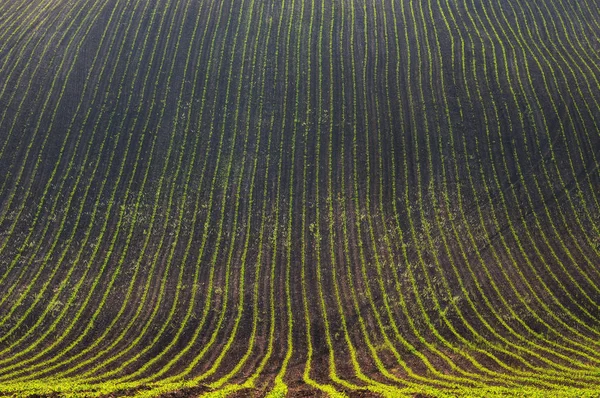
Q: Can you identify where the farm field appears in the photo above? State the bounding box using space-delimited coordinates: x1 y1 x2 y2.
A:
1 0 600 396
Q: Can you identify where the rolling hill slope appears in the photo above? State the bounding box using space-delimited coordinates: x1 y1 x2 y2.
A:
0 0 600 396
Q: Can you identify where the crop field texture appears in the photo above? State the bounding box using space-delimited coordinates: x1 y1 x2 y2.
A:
0 0 600 396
